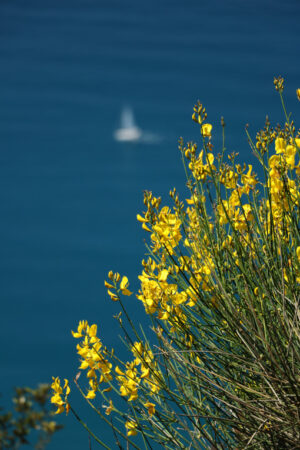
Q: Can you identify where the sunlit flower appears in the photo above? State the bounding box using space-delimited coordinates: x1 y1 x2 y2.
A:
50 377 70 415
120 276 132 296
144 401 156 416
71 320 88 338
125 419 138 436
201 123 212 137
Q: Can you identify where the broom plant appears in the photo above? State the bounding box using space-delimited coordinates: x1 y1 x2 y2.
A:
51 78 300 449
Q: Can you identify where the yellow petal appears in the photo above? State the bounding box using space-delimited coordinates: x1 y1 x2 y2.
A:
63 379 70 396
206 153 214 165
86 390 96 399
88 324 97 337
108 270 114 280
158 269 168 282
103 386 112 393
79 360 89 370
107 290 119 301
269 155 280 168
145 401 155 416
137 214 146 222
201 123 212 137
51 393 63 404
54 405 65 414
115 366 125 375
121 288 133 296
120 276 129 290
275 137 286 153
142 223 151 232
71 332 82 338
141 367 150 378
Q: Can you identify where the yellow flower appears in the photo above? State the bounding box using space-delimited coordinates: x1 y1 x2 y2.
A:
273 138 297 169
85 379 98 399
74 321 113 391
107 289 119 301
158 269 169 282
79 360 89 370
131 342 144 365
144 401 156 416
151 206 182 254
116 363 140 401
64 379 71 396
241 165 257 192
145 370 161 394
51 377 62 395
71 320 88 338
106 274 132 298
120 276 133 296
108 270 114 280
201 123 212 137
140 366 150 379
104 280 114 289
190 150 216 181
217 192 254 232
50 377 70 415
285 144 296 169
220 169 238 189
275 137 286 154
137 214 152 231
115 365 125 376
86 390 96 399
269 154 280 168
87 324 98 339
297 88 300 101
125 420 138 436
137 213 147 222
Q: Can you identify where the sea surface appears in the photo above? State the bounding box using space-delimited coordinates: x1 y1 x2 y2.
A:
0 0 299 448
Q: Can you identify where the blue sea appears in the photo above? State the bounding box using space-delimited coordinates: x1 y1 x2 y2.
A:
0 0 299 448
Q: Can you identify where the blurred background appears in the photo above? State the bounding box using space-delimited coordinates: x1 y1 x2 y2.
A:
0 0 299 448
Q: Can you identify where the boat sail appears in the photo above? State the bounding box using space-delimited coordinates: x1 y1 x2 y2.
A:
114 107 142 142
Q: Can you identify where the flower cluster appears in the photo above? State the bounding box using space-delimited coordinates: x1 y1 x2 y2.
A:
50 377 70 414
72 321 113 399
115 341 161 405
104 271 132 301
266 136 300 231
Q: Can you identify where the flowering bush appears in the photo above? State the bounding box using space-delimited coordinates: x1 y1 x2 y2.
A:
52 78 300 449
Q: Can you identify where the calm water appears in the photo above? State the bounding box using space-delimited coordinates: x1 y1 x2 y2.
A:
0 0 299 448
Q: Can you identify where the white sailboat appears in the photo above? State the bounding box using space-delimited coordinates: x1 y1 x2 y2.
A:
114 107 142 142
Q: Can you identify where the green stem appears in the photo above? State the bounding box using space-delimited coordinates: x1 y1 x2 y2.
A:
70 405 111 450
